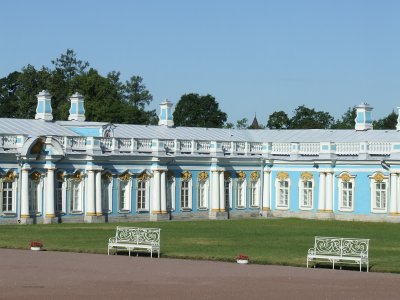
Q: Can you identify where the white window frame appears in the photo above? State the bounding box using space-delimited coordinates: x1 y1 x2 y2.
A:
0 173 17 215
197 178 209 210
55 179 66 214
235 179 247 208
299 178 314 210
136 176 150 212
29 173 43 215
369 173 388 213
101 175 113 213
249 179 260 207
275 177 290 210
338 173 355 212
166 175 176 212
180 177 192 211
224 177 232 209
118 177 132 213
69 178 84 214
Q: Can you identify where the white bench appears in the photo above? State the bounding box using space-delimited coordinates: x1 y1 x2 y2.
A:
108 226 161 258
307 236 369 272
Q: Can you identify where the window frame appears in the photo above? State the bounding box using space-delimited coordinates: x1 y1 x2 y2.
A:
180 172 192 211
235 178 247 209
0 172 17 215
299 176 314 210
118 174 132 213
275 173 290 210
369 173 388 213
101 173 113 213
338 172 355 212
136 174 150 212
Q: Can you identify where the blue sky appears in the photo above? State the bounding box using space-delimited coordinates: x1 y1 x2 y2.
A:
1 0 399 124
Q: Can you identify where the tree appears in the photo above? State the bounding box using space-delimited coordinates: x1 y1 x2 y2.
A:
267 111 290 129
173 93 227 128
331 107 356 129
235 118 248 129
51 49 89 81
290 105 334 129
373 111 398 129
123 76 153 109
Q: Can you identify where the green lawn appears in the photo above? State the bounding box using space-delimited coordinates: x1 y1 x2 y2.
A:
0 218 399 273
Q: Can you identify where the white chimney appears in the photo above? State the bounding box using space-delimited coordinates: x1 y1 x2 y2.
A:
355 102 373 131
35 90 53 121
68 92 85 122
158 99 174 127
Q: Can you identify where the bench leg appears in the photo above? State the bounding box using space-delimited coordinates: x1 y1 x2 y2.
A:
332 260 335 270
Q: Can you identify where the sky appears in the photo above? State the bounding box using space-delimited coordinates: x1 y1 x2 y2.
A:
1 0 399 124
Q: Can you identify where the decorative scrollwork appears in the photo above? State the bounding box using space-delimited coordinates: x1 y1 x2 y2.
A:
181 171 192 181
250 171 259 181
224 171 232 181
373 172 384 182
237 171 246 180
277 171 289 181
56 172 65 182
198 171 208 181
102 173 113 181
30 171 41 181
301 172 313 181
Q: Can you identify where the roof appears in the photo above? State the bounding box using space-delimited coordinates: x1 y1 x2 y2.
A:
0 119 78 136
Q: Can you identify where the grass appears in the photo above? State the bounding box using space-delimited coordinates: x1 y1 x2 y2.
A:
0 218 399 273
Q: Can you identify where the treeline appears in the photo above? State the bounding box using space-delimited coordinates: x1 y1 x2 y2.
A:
0 49 397 130
0 49 157 124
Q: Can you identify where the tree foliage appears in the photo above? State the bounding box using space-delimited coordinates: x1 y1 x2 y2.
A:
267 111 290 129
373 111 398 129
173 93 227 128
0 49 156 124
331 107 356 129
289 105 334 129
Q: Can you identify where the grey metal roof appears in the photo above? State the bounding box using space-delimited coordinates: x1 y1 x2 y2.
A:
0 119 79 136
1 118 400 143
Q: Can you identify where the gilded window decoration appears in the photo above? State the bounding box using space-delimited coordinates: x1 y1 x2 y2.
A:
3 171 15 182
181 171 192 181
30 171 41 182
373 172 384 182
340 173 351 182
101 173 113 181
237 171 246 181
56 172 65 182
71 171 83 182
277 171 289 181
301 172 313 181
224 171 232 181
167 170 174 180
198 171 208 181
250 171 259 181
137 172 150 181
119 172 131 181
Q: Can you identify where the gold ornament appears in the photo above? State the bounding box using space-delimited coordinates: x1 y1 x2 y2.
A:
101 173 112 181
198 171 208 181
340 173 351 182
250 171 259 181
373 172 384 182
301 172 313 181
56 172 65 182
224 171 232 180
119 172 131 181
3 171 15 182
137 172 150 181
71 171 83 182
277 172 289 181
30 171 41 181
237 171 246 180
181 171 192 181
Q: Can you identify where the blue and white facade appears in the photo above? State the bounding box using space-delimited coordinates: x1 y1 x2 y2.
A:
0 92 400 224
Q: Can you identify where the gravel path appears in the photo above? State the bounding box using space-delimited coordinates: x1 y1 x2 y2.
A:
0 249 398 299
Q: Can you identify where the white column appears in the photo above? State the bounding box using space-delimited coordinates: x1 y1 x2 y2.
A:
325 172 333 212
86 170 95 216
318 172 326 212
45 168 55 218
389 173 397 215
219 171 225 211
21 166 30 218
160 171 167 214
95 171 102 216
152 170 161 214
211 171 220 212
262 171 271 211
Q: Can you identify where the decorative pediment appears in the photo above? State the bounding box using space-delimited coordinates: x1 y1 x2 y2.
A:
2 171 15 182
250 171 259 181
237 171 246 180
301 172 313 181
198 171 208 181
71 171 83 182
119 172 131 181
277 172 289 181
137 172 150 181
340 173 351 182
373 172 384 182
181 171 192 181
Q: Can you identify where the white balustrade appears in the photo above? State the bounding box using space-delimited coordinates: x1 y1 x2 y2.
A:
368 142 391 155
136 139 152 151
271 143 291 155
235 142 246 153
70 137 87 150
119 139 132 151
336 143 360 155
99 138 112 150
163 140 175 151
180 140 192 152
221 142 231 152
196 141 211 152
249 142 262 153
2 135 17 147
299 143 320 155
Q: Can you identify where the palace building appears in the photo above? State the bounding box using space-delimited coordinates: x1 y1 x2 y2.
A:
0 91 400 224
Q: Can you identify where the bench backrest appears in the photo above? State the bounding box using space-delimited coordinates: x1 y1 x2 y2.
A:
115 226 161 246
314 236 369 258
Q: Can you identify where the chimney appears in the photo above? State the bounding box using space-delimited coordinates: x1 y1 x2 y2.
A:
158 99 174 127
68 92 85 122
35 90 53 121
355 102 373 131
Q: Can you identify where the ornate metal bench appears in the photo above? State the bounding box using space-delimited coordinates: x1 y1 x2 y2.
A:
307 236 369 272
108 226 161 258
